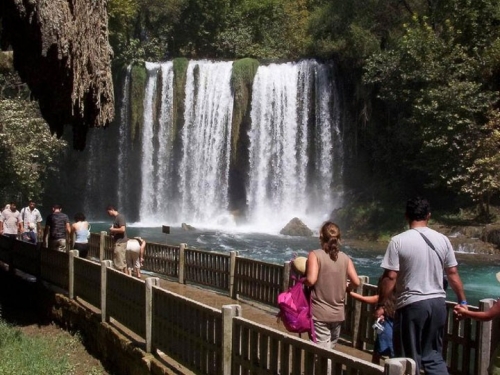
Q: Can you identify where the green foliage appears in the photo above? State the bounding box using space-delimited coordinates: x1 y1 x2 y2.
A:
129 63 147 141
332 198 406 240
363 1 500 207
230 58 259 161
108 0 187 66
215 0 311 59
307 0 414 65
107 0 313 60
0 99 67 203
0 320 74 374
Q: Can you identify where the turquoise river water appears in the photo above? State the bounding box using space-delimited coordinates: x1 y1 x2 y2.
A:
90 222 500 307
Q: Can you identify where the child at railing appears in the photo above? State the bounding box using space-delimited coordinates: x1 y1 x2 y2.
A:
21 222 37 244
454 272 500 375
350 281 396 364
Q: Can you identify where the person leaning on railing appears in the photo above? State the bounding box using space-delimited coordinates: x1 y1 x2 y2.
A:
125 237 146 278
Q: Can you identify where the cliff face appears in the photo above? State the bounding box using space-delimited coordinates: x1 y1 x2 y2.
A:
0 0 114 150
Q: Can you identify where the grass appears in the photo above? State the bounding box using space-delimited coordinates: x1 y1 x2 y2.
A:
0 319 104 375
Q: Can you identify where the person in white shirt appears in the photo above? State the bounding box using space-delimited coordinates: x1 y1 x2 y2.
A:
0 202 22 239
20 200 43 242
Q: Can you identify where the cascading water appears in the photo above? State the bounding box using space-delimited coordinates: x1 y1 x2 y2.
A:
177 60 234 225
53 59 343 232
247 60 342 231
117 65 132 211
139 62 175 223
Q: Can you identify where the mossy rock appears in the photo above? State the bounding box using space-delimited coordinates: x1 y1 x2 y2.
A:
230 58 259 163
130 62 147 142
280 217 313 237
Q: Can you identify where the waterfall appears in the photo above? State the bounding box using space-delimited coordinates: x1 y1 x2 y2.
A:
177 60 235 225
117 65 131 212
138 62 175 223
52 59 343 232
247 60 342 231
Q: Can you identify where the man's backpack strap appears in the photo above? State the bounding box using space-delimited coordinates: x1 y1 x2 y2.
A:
413 229 443 268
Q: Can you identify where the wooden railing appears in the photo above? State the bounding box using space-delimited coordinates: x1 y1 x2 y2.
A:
0 233 496 375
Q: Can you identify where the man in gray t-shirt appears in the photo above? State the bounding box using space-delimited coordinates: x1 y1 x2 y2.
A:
376 197 468 375
106 205 127 273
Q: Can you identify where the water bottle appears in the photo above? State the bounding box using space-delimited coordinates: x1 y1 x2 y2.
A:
372 318 384 335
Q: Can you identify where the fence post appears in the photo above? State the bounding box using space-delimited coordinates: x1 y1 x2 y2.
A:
282 261 291 292
222 304 241 375
99 231 106 262
478 298 495 375
68 249 79 299
145 277 159 353
352 275 368 350
229 251 238 299
101 260 112 323
179 243 186 284
384 358 417 374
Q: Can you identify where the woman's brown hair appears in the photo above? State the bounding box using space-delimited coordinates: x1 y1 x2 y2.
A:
319 221 341 261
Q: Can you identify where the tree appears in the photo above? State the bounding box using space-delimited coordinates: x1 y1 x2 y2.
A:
364 1 500 206
108 0 187 66
0 99 67 203
0 0 114 150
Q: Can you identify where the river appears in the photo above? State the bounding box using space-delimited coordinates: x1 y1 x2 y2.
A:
91 222 500 307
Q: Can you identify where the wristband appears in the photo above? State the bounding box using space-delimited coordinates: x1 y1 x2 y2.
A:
459 300 468 305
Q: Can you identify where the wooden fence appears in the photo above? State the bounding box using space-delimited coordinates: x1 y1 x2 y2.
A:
1 233 497 374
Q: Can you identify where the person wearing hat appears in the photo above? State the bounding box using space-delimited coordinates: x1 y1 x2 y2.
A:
126 237 146 278
292 256 307 275
455 272 500 375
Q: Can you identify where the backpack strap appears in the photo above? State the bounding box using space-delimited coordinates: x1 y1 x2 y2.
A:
413 229 444 268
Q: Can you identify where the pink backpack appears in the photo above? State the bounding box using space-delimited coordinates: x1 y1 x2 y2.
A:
277 277 316 342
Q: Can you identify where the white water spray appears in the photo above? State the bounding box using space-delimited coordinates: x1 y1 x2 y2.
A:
247 60 342 232
177 60 235 225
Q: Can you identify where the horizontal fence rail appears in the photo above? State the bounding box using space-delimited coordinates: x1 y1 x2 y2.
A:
0 234 495 375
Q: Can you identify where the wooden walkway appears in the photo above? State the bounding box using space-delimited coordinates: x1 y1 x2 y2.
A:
154 274 374 364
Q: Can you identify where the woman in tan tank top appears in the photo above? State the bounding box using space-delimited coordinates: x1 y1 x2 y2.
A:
305 221 360 349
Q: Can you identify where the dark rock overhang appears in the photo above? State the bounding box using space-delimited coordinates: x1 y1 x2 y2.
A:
0 0 115 150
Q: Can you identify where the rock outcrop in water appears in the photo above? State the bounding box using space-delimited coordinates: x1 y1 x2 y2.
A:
280 218 313 237
181 223 196 231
